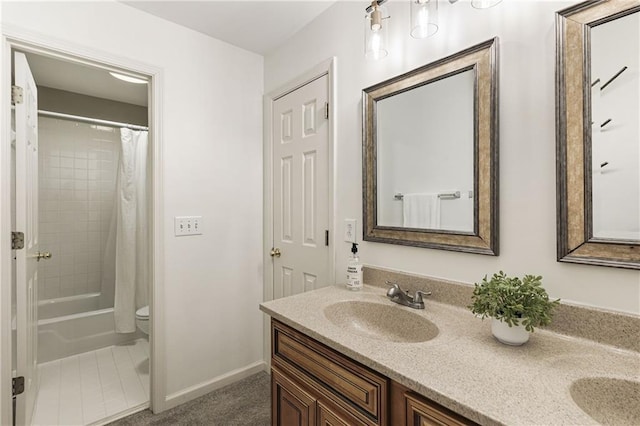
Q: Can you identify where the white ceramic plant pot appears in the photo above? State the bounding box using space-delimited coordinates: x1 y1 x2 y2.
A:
491 318 530 346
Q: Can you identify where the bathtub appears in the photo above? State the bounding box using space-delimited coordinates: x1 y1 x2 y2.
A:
38 293 102 320
38 295 143 363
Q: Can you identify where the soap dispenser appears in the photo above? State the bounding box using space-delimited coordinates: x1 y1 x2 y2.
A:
346 243 363 291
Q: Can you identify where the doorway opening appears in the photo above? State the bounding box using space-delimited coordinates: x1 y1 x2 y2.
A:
10 47 155 426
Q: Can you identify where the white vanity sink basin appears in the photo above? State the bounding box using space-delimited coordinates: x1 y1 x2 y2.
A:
570 377 640 426
323 301 439 343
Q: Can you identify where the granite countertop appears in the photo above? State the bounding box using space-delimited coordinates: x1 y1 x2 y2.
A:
260 285 640 426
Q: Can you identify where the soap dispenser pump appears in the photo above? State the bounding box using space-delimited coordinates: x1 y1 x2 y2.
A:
346 243 363 291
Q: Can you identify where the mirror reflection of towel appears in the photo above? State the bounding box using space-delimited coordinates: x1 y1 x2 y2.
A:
402 193 440 229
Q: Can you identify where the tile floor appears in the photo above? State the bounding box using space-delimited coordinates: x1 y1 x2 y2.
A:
32 339 149 426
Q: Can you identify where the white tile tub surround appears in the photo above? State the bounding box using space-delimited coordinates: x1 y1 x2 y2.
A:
32 339 149 426
38 117 120 305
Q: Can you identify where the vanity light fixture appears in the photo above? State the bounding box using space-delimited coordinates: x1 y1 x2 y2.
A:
364 0 500 57
109 71 147 84
470 0 503 9
365 0 390 60
410 0 438 39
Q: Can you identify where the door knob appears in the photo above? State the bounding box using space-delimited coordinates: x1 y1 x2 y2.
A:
270 248 281 258
36 251 52 261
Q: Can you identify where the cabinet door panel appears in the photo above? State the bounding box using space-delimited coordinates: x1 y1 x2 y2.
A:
273 368 316 426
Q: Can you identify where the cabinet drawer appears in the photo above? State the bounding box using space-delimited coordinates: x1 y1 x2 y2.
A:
272 320 388 423
406 393 475 426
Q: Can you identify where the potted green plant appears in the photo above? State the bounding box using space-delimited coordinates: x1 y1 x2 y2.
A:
469 271 560 345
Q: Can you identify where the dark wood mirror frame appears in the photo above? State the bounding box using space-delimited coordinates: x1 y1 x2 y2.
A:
362 38 499 255
556 1 640 269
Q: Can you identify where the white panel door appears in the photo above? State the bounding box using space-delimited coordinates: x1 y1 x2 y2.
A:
272 75 329 299
14 51 39 426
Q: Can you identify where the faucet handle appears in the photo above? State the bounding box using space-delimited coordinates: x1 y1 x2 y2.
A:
385 281 401 297
413 290 432 303
385 280 400 290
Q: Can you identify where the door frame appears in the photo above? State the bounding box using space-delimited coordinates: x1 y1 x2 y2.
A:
0 26 167 424
262 57 337 364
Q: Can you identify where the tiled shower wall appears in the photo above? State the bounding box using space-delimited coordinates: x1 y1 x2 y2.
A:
38 117 120 302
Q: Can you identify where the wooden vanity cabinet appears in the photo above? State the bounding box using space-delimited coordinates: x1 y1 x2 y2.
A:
271 320 476 426
271 320 387 425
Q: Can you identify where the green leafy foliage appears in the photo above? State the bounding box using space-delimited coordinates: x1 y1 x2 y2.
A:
468 271 560 332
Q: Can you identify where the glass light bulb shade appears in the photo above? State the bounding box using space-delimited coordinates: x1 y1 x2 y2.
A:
364 12 388 60
471 0 503 9
410 0 439 39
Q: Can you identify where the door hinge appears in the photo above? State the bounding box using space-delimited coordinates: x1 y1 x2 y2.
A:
324 102 329 120
12 377 24 397
325 230 329 246
11 232 24 250
11 85 23 105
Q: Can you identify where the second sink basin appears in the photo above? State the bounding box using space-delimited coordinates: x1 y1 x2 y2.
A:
323 301 439 343
570 377 640 426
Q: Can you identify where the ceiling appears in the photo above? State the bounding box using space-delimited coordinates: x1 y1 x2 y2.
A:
24 52 149 106
21 2 336 107
122 1 337 55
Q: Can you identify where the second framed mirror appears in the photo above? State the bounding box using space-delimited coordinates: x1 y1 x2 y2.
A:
556 1 640 269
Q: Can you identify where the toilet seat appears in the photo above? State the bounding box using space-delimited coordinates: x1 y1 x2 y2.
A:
135 305 149 320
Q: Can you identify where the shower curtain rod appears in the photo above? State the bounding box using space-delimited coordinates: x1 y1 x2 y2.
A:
38 109 149 131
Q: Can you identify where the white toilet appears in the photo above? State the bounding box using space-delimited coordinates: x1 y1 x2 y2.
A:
135 305 149 335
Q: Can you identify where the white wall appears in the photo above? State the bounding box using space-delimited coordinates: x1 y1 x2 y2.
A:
2 0 264 401
265 0 640 314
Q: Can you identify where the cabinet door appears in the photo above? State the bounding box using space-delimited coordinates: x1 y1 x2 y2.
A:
272 368 317 426
317 401 351 426
406 393 473 426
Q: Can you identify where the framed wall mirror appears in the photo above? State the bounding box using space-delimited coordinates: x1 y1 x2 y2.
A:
556 1 640 269
363 38 499 255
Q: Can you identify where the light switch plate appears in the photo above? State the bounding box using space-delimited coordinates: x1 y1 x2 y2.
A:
174 216 203 236
344 219 356 243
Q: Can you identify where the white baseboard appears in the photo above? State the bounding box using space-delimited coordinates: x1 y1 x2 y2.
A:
90 402 149 426
163 361 267 411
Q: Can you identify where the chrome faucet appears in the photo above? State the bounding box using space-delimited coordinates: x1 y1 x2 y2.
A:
386 281 431 309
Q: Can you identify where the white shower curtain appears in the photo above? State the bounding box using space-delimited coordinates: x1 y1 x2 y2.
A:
114 128 149 333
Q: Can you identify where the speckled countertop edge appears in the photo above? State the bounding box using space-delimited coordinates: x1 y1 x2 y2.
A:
260 285 640 426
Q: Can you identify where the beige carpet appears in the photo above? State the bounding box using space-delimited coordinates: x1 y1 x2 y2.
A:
108 372 270 425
